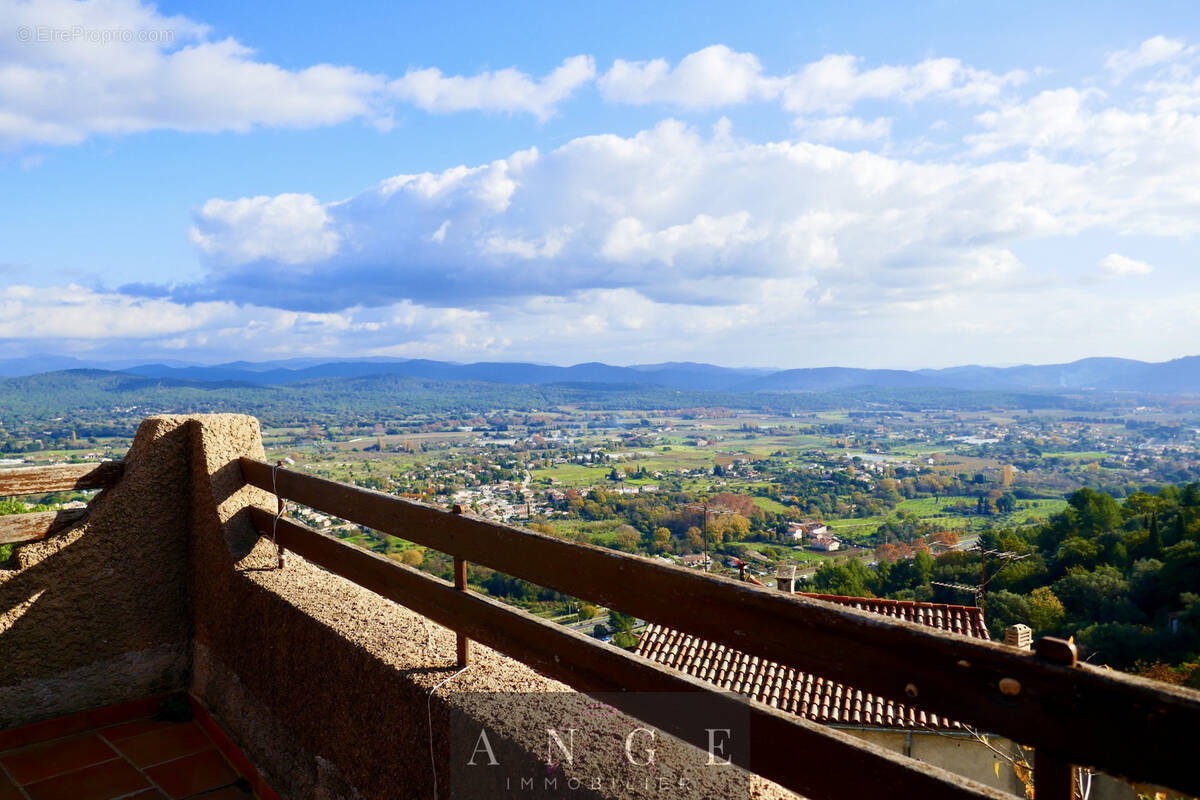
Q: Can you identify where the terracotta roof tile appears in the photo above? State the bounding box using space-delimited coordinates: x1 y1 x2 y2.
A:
635 593 989 731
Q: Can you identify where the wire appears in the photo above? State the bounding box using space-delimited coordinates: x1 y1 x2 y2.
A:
271 462 283 548
427 664 471 800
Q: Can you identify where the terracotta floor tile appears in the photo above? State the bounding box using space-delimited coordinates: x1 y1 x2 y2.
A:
87 696 169 730
0 771 24 800
196 785 254 799
110 723 211 768
0 713 89 753
22 758 149 800
0 734 117 785
124 789 170 799
97 719 175 743
143 749 236 799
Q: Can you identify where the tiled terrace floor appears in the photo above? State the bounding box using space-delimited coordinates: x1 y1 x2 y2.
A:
0 702 270 800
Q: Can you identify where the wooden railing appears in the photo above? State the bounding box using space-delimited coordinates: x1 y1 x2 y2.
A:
240 458 1200 800
0 462 123 546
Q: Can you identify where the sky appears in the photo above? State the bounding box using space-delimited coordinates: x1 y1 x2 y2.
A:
1 0 1199 369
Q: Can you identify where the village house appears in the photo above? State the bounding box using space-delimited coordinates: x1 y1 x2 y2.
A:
787 520 829 540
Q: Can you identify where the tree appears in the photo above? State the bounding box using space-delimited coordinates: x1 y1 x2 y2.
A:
613 525 639 552
1027 587 1065 633
650 527 671 553
1052 567 1140 626
611 630 639 650
1145 513 1163 558
1066 488 1122 537
1054 537 1101 572
400 549 423 567
608 611 635 632
987 590 1032 638
811 559 873 597
577 604 599 621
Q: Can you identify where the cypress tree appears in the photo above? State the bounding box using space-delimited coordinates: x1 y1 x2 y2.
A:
1148 512 1163 556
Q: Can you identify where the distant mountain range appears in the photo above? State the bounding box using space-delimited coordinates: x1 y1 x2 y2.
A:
1 354 1198 394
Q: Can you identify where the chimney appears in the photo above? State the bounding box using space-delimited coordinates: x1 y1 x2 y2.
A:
1005 623 1032 650
776 564 797 594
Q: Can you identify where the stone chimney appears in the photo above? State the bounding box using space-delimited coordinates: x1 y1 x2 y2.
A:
776 564 797 594
1005 623 1032 650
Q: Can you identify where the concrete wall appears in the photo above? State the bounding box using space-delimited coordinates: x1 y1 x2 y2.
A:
0 417 193 727
848 728 1136 800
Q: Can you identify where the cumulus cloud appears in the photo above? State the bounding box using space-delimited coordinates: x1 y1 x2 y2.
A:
0 0 390 147
11 30 1200 367
781 54 1027 114
1098 253 1154 277
170 111 1187 313
0 0 599 148
595 46 1025 116
598 45 781 108
794 116 892 141
189 194 341 265
1105 36 1194 82
388 55 595 120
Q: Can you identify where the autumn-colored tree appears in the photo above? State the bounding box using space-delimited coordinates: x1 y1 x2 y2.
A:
930 530 959 548
1028 586 1065 633
711 492 758 517
614 524 640 552
651 527 671 553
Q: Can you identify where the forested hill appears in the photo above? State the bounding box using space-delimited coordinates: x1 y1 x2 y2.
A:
810 485 1200 681
0 369 1100 430
2 354 1199 393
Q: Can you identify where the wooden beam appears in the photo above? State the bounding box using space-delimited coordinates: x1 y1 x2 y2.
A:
453 555 470 667
0 508 88 545
1034 754 1075 800
0 462 124 496
249 508 1008 800
240 457 1200 795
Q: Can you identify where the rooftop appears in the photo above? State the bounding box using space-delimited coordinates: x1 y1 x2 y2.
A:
637 594 989 729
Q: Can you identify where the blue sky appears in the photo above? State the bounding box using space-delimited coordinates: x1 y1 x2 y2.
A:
1 0 1198 368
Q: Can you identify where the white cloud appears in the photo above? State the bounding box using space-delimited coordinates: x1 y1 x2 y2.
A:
180 118 1128 314
0 0 599 148
189 194 341 266
11 31 1200 367
596 46 1025 115
1098 253 1154 276
1105 36 1194 82
795 116 892 141
0 284 232 339
0 0 389 147
388 55 595 120
781 54 1026 114
598 45 781 108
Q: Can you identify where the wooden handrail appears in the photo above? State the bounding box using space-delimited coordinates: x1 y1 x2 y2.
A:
0 461 124 496
240 457 1200 796
249 507 1009 800
0 461 122 546
0 509 88 545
